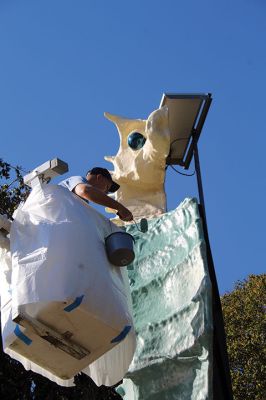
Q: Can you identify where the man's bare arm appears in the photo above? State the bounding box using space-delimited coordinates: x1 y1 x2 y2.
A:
74 184 133 221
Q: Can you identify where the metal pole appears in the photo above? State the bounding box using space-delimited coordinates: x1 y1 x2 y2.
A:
193 141 207 223
193 141 234 400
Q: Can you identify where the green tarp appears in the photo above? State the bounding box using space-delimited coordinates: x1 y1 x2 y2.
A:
117 198 213 400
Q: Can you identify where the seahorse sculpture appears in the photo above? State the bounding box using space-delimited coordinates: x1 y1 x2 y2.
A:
104 106 213 399
104 106 171 220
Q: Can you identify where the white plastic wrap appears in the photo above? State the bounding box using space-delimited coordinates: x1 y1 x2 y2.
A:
0 183 136 386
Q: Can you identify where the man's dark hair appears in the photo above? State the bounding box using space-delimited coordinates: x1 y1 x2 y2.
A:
86 167 120 193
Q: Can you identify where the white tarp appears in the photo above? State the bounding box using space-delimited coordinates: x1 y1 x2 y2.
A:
0 183 136 387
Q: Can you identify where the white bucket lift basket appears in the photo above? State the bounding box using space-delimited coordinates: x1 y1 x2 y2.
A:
0 159 136 387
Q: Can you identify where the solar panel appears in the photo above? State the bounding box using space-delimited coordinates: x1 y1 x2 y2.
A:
160 93 212 168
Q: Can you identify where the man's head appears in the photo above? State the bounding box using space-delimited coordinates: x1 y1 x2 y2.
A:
86 167 120 194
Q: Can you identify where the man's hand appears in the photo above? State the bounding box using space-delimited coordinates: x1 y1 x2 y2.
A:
117 205 133 222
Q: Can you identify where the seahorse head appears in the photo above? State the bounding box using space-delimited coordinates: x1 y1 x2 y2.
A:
104 106 170 190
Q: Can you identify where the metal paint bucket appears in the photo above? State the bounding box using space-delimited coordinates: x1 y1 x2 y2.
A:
105 232 135 266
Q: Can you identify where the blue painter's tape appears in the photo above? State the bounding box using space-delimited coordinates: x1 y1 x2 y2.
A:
64 295 84 312
14 325 32 346
111 325 132 343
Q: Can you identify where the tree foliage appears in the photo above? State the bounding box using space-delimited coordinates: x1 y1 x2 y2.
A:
221 274 266 400
0 159 30 219
0 159 122 399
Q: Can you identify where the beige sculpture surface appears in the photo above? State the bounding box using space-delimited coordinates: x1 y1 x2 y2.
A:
104 106 170 220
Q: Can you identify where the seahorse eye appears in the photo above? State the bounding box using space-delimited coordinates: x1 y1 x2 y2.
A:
128 132 146 150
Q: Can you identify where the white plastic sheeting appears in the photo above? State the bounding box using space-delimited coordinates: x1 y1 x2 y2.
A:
0 183 136 387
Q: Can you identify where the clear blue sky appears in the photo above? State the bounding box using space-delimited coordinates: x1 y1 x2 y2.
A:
0 0 265 294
